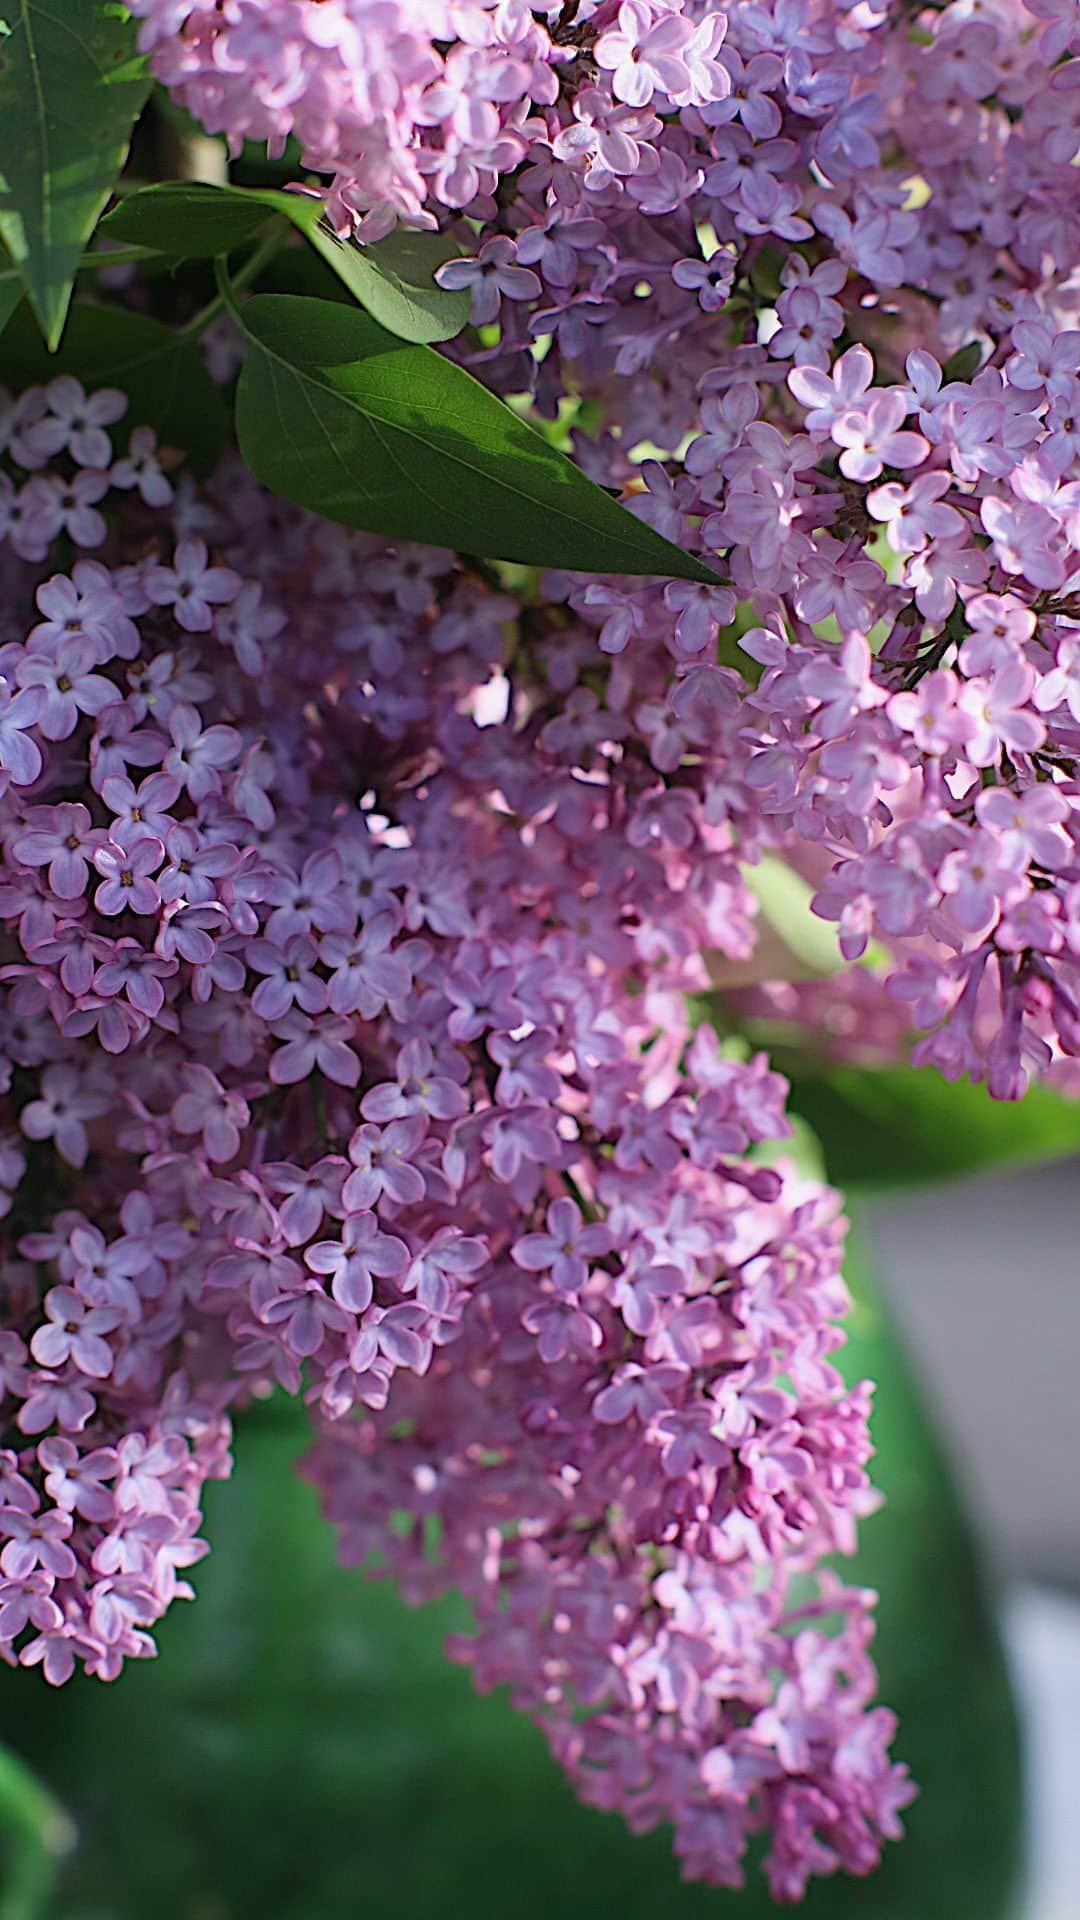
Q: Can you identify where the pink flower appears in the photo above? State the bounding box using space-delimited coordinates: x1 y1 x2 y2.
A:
595 3 695 107
867 471 964 554
938 832 1025 933
888 671 973 758
957 664 1046 767
1 1507 77 1581
788 346 874 432
831 392 929 482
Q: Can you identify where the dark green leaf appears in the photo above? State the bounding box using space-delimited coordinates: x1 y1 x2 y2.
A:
0 1238 1022 1920
0 271 22 338
102 182 471 344
229 291 720 579
102 180 272 262
942 341 984 381
787 1058 1080 1190
0 0 149 349
0 301 226 475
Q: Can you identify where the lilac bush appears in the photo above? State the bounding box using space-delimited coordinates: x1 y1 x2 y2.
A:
0 396 912 1895
0 0 1075 1902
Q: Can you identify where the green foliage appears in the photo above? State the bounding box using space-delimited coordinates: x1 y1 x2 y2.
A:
787 1058 1080 1189
0 1741 71 1920
102 181 471 344
0 0 148 349
942 341 984 381
227 290 720 578
0 300 227 475
0 1245 1021 1920
0 264 22 336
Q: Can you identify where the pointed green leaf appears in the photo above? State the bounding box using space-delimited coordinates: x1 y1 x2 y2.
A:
0 301 226 475
102 181 471 344
786 1058 1080 1190
0 267 22 338
229 291 720 579
0 0 149 349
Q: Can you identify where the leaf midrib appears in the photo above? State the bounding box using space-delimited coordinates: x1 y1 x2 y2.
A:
243 311 690 573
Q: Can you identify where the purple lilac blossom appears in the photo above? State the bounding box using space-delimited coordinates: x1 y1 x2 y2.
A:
0 375 913 1900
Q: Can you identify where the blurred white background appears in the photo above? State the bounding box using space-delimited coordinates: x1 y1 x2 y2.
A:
866 1161 1078 1588
865 1164 1080 1920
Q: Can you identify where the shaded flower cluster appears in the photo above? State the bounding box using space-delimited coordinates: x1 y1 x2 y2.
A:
0 381 912 1896
135 0 1080 1094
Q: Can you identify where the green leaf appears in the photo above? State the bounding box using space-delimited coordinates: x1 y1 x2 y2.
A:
228 291 720 579
0 272 22 339
102 182 471 345
787 1058 1080 1190
0 301 226 475
0 1742 71 1920
942 341 983 381
0 0 149 350
0 1240 1022 1920
706 857 889 992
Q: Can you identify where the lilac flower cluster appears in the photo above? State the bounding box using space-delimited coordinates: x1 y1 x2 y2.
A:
134 0 1080 1093
0 379 912 1894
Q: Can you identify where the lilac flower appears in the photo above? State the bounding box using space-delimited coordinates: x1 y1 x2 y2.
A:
144 539 241 633
29 1288 121 1378
248 934 328 1021
671 251 735 314
30 563 140 661
788 345 874 432
268 1011 361 1088
511 1198 612 1295
0 683 45 789
92 837 164 916
830 393 929 482
305 1211 409 1314
19 1063 109 1169
171 1064 249 1163
39 1439 117 1521
1 0 1075 1886
110 426 173 507
15 640 117 740
595 4 696 108
11 802 101 899
100 772 181 847
1 1508 77 1580
435 239 540 326
957 664 1046 767
343 1118 427 1211
320 914 410 1018
20 377 125 469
